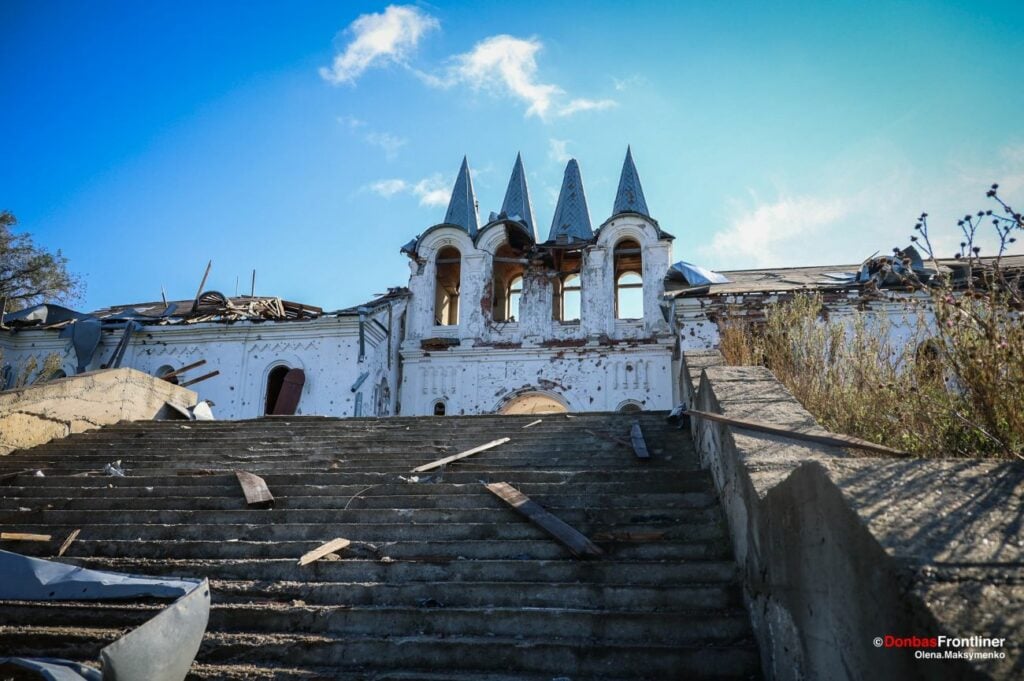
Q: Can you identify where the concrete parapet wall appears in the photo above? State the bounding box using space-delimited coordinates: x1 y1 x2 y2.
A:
0 368 197 455
683 350 1023 681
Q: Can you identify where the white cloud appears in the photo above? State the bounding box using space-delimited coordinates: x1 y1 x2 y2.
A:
319 5 439 85
556 98 617 117
337 115 366 129
368 179 408 198
365 173 451 207
421 35 616 120
705 196 849 268
411 174 451 207
700 142 1024 270
548 138 571 163
612 74 647 91
364 131 407 160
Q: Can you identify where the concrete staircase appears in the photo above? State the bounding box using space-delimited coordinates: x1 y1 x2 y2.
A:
0 412 761 680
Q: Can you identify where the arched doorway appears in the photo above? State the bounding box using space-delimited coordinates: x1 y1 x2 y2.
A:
498 391 569 415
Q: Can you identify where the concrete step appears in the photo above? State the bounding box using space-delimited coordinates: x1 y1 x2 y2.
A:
2 506 723 528
0 601 753 645
1 628 761 679
0 411 759 679
0 490 719 512
42 557 739 585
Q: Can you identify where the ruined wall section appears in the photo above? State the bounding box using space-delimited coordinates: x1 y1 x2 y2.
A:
682 351 1022 681
0 305 405 420
400 341 674 416
401 216 675 414
0 368 197 455
673 290 936 354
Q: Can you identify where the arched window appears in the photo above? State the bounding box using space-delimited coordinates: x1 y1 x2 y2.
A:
557 274 581 322
614 239 643 320
618 400 643 413
433 400 447 416
551 249 583 323
508 276 523 322
265 365 290 415
492 243 525 322
434 246 461 326
156 365 179 385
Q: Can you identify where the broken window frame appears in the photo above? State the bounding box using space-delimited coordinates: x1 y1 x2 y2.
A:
434 246 462 327
614 239 644 320
491 243 526 323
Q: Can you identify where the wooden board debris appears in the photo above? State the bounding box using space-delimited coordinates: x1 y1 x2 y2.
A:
685 408 908 456
235 470 275 508
630 420 651 459
58 529 80 556
0 532 51 542
412 437 511 473
298 538 352 566
522 419 542 429
484 482 603 559
180 370 220 388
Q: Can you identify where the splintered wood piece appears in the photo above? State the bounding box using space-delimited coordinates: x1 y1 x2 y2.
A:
1 532 51 542
235 470 275 508
57 529 80 556
522 419 542 429
412 437 511 473
630 420 651 459
685 408 908 456
485 482 603 559
298 538 352 566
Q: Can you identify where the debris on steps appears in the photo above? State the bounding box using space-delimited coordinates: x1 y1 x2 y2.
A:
0 412 762 679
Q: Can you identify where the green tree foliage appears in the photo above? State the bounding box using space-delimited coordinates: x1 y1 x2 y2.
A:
0 210 82 310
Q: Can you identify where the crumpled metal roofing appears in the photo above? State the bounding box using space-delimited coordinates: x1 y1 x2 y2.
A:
0 548 198 600
668 261 731 286
547 159 593 243
0 550 210 681
499 152 537 241
443 156 480 237
613 146 650 217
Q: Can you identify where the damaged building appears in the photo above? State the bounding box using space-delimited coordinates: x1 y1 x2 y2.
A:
1 147 1021 420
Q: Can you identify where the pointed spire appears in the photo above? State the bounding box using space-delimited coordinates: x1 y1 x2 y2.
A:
547 159 593 243
500 152 537 240
612 145 650 217
444 156 479 237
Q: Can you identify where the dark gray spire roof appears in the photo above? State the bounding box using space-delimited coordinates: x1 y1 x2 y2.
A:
612 145 650 217
547 159 593 243
443 156 479 237
499 152 537 240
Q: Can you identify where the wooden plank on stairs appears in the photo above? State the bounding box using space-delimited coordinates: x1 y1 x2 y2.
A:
235 470 275 508
484 481 604 559
298 538 351 566
412 437 511 473
630 420 651 459
57 529 80 556
0 532 51 542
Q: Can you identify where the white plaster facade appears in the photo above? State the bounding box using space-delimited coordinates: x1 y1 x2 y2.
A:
0 299 405 420
398 210 678 416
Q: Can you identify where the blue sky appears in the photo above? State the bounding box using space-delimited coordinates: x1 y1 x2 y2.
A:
2 1 1023 311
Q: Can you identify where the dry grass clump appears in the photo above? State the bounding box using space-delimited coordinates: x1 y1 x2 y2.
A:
718 187 1024 458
